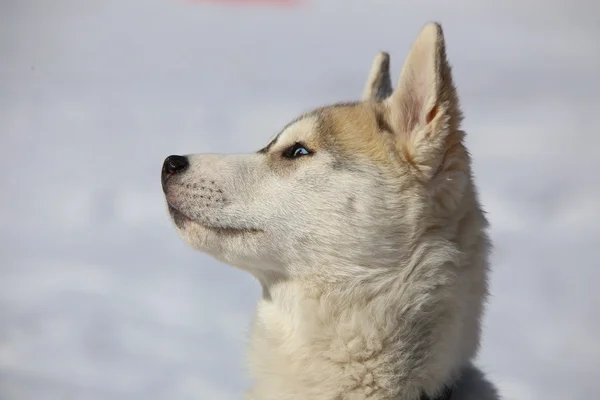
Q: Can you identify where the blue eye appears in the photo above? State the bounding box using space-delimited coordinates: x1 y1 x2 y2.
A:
283 143 312 159
293 147 309 157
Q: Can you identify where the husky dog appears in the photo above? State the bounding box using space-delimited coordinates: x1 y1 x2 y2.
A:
161 22 499 400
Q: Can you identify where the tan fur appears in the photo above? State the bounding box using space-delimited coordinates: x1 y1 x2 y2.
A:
162 22 498 400
362 52 393 101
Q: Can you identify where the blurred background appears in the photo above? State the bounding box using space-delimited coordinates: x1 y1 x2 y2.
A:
1 0 599 399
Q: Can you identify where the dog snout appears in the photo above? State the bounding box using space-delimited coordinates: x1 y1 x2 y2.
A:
161 155 189 193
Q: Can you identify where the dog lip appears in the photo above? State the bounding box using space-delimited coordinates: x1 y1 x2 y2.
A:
167 203 262 234
168 203 192 227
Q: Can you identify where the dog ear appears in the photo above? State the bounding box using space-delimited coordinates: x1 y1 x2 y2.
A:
384 22 464 180
362 52 393 101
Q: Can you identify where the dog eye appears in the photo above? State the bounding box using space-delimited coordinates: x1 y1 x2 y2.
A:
283 143 312 159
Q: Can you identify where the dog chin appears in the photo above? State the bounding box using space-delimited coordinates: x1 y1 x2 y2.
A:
167 205 266 269
167 203 262 238
167 204 193 228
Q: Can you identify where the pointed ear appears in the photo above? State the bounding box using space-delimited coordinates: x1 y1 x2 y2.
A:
384 22 463 178
362 52 393 101
384 23 470 210
387 22 453 132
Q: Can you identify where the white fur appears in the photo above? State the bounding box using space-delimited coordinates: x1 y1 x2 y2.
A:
163 22 499 400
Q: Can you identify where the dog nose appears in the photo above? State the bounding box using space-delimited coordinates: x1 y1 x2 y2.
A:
162 155 189 192
163 155 189 175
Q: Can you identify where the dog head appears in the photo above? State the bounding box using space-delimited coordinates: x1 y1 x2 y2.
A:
162 23 474 286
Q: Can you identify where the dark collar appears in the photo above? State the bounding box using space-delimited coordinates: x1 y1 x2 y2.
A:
420 385 453 400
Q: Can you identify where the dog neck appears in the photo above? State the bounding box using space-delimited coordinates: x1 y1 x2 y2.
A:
247 269 469 400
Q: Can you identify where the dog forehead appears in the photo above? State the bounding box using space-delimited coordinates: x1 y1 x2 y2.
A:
274 103 373 145
318 103 393 163
259 102 385 156
276 115 319 145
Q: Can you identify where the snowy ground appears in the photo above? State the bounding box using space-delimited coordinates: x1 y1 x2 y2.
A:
1 1 599 399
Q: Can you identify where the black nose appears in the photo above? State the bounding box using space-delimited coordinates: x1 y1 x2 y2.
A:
162 155 189 192
163 155 188 175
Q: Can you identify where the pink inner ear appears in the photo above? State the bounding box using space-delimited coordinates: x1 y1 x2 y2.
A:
393 36 439 133
403 72 428 132
426 104 438 124
407 93 421 132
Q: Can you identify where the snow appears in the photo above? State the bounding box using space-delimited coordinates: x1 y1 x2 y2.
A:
1 0 599 399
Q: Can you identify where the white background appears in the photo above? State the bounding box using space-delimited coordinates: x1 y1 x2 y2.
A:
1 1 599 399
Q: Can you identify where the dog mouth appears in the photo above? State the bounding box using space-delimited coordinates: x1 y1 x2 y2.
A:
167 203 261 235
168 203 192 226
